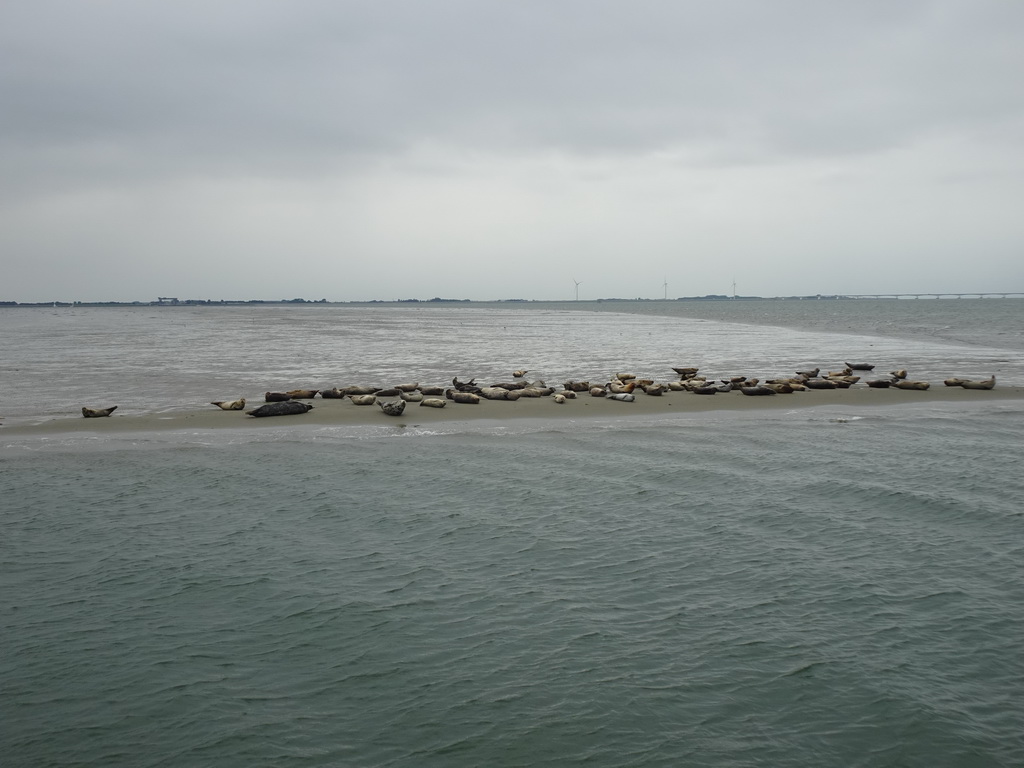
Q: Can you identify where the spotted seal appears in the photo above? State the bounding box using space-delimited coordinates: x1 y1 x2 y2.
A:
378 400 407 416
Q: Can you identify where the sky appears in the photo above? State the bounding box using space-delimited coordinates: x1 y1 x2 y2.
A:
2 1 1023 302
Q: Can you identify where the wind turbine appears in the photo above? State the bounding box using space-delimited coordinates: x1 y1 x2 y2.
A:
573 279 582 301
663 277 668 300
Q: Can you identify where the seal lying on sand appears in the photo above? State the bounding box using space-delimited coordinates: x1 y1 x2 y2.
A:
894 380 930 390
349 394 377 405
866 379 892 388
606 392 636 402
319 388 347 398
82 406 117 418
211 398 246 410
265 392 292 402
446 389 481 404
960 376 996 390
286 389 319 399
419 398 447 408
740 386 776 396
247 401 313 417
378 400 406 416
845 362 875 371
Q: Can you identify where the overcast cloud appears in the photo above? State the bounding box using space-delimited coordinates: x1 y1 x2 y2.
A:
2 1 1022 302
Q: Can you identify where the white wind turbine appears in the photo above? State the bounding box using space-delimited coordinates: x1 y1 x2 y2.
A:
573 279 582 301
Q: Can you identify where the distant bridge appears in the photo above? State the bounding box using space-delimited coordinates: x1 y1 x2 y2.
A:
840 293 1024 299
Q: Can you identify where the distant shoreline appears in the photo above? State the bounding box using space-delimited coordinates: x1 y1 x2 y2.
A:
3 294 1024 308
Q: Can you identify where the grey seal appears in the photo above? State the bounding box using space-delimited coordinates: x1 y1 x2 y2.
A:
82 406 118 418
246 401 313 417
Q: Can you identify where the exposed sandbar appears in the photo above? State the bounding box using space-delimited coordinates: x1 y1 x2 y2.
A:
5 386 1024 437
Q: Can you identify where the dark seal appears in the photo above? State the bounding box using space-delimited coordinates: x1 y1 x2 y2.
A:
247 401 314 417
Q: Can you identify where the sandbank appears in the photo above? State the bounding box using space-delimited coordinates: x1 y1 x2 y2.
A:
5 386 1024 437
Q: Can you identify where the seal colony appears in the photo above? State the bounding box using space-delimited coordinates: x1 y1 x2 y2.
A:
63 362 1003 423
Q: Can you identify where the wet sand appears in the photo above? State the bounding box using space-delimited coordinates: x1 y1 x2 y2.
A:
6 386 1023 436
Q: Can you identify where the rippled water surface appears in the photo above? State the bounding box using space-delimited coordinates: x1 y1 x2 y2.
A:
2 300 1023 767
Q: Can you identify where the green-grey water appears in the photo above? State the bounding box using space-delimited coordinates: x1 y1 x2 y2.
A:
2 300 1023 766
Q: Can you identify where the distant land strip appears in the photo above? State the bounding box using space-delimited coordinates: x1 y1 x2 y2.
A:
2 293 1023 307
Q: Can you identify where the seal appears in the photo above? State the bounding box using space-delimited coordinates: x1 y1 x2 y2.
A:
246 401 313 417
319 388 347 398
845 362 875 371
796 367 820 378
890 369 908 380
286 389 319 399
943 378 969 387
446 389 480 404
671 367 700 377
211 398 246 410
553 393 566 404
82 405 117 418
344 385 380 396
419 386 445 396
479 387 511 400
960 376 995 390
827 368 852 378
375 388 401 397
395 382 419 392
563 381 591 392
804 379 837 389
265 392 291 402
692 386 718 395
399 390 424 402
349 394 377 405
558 389 577 399
589 386 607 397
643 384 666 396
865 379 892 388
616 372 636 381
513 370 529 378
740 385 776 396
419 397 447 408
893 380 930 390
606 392 635 402
378 400 407 416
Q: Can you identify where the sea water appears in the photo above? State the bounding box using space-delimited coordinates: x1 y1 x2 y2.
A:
2 300 1023 767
